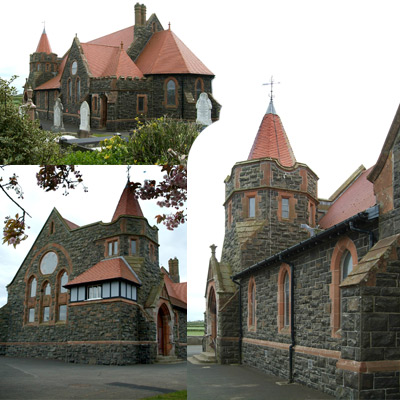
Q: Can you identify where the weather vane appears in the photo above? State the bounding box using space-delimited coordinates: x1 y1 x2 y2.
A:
263 76 280 101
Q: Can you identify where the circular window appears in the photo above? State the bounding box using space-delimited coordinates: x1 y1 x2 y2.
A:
71 61 78 75
40 252 58 275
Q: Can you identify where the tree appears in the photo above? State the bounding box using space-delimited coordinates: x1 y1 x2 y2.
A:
2 165 187 246
0 76 63 164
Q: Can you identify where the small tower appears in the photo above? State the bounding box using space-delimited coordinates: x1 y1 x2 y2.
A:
27 27 59 91
221 98 319 275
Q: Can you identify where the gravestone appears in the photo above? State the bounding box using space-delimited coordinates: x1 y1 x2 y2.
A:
79 101 90 137
196 92 212 126
52 98 65 132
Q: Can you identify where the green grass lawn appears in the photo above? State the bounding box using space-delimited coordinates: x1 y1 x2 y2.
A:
187 321 204 336
142 390 187 399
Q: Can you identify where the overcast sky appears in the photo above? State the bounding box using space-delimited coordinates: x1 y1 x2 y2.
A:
0 166 187 307
2 1 400 320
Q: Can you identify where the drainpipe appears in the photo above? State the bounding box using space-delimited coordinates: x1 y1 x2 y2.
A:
349 222 375 250
280 257 295 383
232 277 242 364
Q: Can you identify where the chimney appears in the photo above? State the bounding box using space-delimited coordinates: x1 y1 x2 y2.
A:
135 3 142 26
168 257 180 283
141 4 147 26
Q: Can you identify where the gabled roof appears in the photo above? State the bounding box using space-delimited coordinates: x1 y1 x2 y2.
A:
65 257 141 287
80 43 144 79
36 28 53 54
247 100 297 167
63 217 80 230
35 55 67 91
135 29 213 75
319 166 376 229
87 25 134 48
162 267 187 309
112 182 144 222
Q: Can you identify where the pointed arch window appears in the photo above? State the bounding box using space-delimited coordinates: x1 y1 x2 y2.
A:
165 78 178 107
41 281 51 323
30 277 37 297
67 79 72 103
278 263 291 334
248 277 256 330
284 273 290 327
75 77 81 102
26 276 38 324
195 78 204 100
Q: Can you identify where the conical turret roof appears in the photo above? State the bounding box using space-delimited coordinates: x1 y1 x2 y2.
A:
112 182 144 222
247 100 296 167
36 28 53 54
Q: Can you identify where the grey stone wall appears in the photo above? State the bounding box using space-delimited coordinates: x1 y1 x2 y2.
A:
2 208 168 365
238 228 376 397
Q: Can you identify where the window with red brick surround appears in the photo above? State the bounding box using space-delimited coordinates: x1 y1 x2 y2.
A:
277 193 296 222
40 281 52 323
227 201 232 229
247 276 256 331
164 77 179 108
105 238 119 257
26 275 38 324
329 236 357 338
277 263 291 334
195 78 204 100
137 94 148 114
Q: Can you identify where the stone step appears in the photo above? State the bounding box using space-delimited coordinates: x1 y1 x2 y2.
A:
192 352 217 364
155 355 183 364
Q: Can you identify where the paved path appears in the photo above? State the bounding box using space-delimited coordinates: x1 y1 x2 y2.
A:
0 356 186 399
187 346 334 400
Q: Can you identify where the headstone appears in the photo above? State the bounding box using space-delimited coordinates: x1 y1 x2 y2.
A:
79 101 90 137
196 92 212 126
52 98 65 132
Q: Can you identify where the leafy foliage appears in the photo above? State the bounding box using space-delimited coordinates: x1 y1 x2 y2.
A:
0 76 63 164
60 117 199 165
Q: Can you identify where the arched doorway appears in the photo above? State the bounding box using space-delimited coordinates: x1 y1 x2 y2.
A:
208 287 217 343
157 303 170 356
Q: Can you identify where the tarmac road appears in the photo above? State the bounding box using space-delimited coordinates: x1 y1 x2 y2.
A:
0 356 186 399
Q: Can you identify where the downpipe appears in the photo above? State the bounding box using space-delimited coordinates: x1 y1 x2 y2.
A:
232 277 242 364
349 222 375 250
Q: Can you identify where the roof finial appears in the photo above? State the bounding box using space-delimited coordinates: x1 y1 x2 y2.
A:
127 165 131 182
168 22 171 31
263 76 280 114
42 21 46 34
120 41 124 50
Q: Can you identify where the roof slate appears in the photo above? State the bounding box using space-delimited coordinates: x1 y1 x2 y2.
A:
136 30 213 75
65 257 141 286
162 269 187 308
247 108 297 167
36 30 53 54
111 182 144 222
319 166 376 229
80 43 143 79
87 26 135 48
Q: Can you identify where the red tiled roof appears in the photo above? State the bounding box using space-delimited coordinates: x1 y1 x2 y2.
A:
63 217 79 230
36 29 52 54
65 257 140 286
248 107 296 167
163 269 187 308
136 30 213 75
35 56 67 90
319 166 376 229
80 43 144 78
112 182 144 222
87 26 134 48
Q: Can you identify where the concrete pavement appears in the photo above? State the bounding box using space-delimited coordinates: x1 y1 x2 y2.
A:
187 345 334 400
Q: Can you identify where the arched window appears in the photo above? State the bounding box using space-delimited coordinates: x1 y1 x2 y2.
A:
41 281 51 323
248 277 256 330
166 79 177 107
60 271 68 293
30 277 37 297
57 270 68 322
278 263 291 334
67 79 72 103
284 273 290 327
195 78 204 100
330 237 357 338
76 77 81 102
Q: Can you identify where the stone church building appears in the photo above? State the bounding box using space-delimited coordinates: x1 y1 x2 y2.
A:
0 182 187 364
205 99 400 398
26 3 221 131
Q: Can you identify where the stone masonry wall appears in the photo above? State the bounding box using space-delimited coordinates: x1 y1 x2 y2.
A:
239 227 376 397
